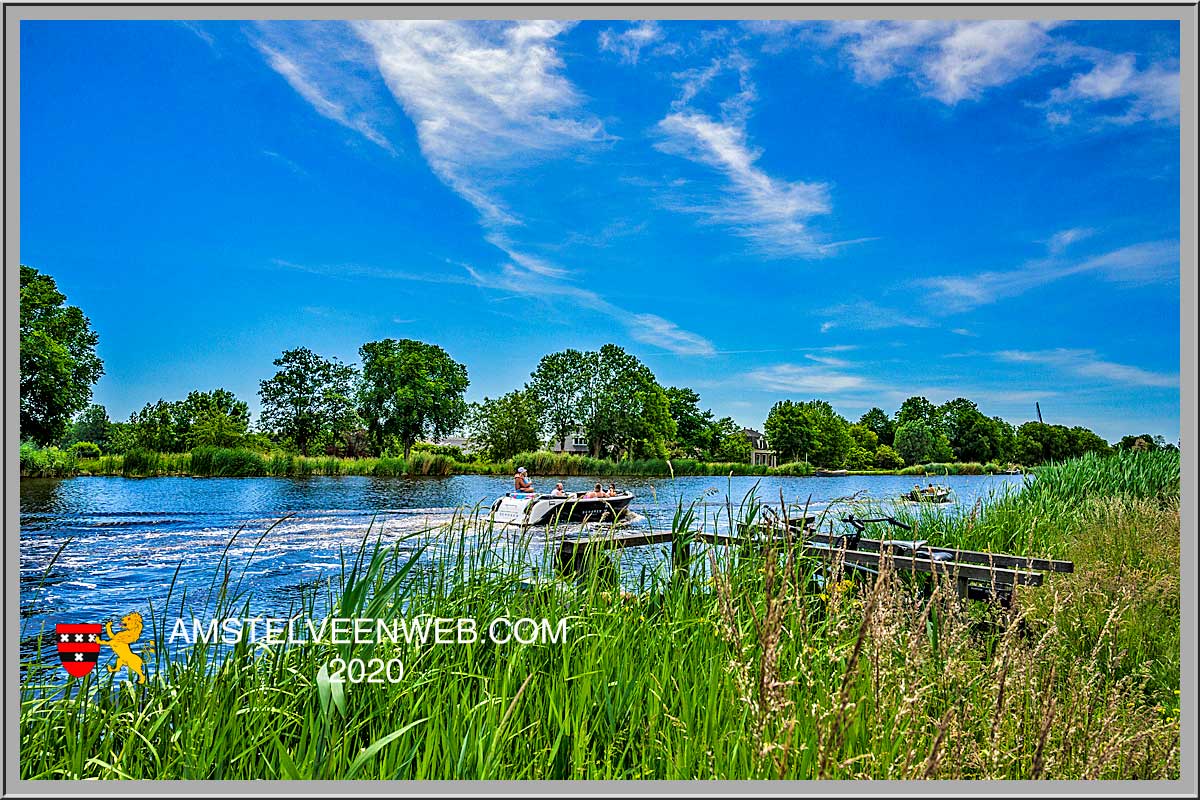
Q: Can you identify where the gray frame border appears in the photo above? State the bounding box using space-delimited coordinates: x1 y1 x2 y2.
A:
5 2 1196 797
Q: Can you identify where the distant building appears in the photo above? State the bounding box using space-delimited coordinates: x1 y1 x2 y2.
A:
428 435 476 454
743 428 778 468
549 429 590 456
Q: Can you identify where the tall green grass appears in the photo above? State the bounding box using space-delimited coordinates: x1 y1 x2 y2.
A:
18 450 1180 779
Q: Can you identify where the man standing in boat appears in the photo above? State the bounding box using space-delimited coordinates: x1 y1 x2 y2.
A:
514 466 535 494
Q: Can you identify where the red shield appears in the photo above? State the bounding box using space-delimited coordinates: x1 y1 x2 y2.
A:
56 623 101 678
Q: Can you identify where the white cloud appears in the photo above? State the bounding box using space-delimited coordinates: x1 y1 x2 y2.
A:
825 20 1056 104
995 348 1178 388
817 300 933 332
744 363 871 394
1044 52 1179 126
626 313 717 356
1046 227 1095 254
251 24 397 154
353 20 605 226
258 21 712 359
598 21 663 65
918 239 1178 313
654 55 837 258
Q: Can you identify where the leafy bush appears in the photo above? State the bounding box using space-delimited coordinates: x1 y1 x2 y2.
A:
873 444 904 469
19 442 76 477
70 441 102 459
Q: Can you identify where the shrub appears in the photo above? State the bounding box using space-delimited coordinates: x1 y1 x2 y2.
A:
768 461 815 477
19 442 76 477
188 447 266 477
70 441 102 459
873 444 904 469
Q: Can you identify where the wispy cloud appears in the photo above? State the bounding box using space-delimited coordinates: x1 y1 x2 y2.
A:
353 20 606 227
180 21 216 50
598 21 665 65
1042 50 1179 127
823 20 1057 104
744 363 872 394
258 21 712 359
251 23 397 154
1046 226 1095 254
463 263 716 356
817 21 1178 129
818 300 933 333
261 149 308 177
917 239 1178 313
654 54 838 258
994 348 1178 388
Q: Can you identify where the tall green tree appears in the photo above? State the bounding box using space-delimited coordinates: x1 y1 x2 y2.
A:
896 396 942 433
358 338 469 458
61 403 112 450
938 398 1004 463
894 420 954 465
664 386 714 456
764 399 852 467
20 265 104 445
571 344 675 459
764 400 815 463
467 390 541 461
527 349 587 451
258 347 359 456
709 417 752 463
858 407 895 447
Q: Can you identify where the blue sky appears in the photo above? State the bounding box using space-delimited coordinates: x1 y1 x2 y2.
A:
20 19 1182 443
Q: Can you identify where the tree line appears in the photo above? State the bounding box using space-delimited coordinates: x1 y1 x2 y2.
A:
22 263 1179 469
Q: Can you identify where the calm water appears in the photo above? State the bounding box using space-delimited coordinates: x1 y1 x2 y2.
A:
20 473 1026 643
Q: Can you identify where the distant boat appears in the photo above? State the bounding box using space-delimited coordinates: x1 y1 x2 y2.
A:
489 491 634 527
901 486 952 503
815 469 850 477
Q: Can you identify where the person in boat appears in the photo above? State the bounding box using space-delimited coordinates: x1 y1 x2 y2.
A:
552 482 566 496
925 483 937 494
605 482 618 497
513 466 535 494
584 482 604 499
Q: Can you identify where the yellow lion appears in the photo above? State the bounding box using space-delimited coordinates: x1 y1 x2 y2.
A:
99 612 151 684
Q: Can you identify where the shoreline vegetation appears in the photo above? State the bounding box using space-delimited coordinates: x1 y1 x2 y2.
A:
19 442 1031 480
19 450 1180 779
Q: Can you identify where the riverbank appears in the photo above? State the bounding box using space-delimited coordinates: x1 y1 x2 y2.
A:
19 443 1026 480
19 450 1179 779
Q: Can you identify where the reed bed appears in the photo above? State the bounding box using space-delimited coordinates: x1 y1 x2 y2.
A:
18 450 1179 780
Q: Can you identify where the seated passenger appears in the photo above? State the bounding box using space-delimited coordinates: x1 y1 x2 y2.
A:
606 482 618 497
513 467 534 494
584 482 604 499
552 482 566 496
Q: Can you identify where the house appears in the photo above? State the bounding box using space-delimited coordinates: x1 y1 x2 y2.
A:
549 428 590 456
743 428 778 468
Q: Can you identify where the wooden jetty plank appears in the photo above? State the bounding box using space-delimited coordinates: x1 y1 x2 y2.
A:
802 542 1044 586
805 533 1073 573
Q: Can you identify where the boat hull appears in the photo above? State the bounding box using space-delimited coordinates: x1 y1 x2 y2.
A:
490 493 634 527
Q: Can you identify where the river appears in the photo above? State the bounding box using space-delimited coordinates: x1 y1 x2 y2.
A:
19 473 1027 652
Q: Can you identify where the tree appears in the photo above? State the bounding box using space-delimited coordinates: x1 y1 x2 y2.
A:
358 338 469 458
845 446 874 470
258 347 359 456
566 344 675 459
764 399 852 468
894 420 953 465
858 407 895 447
528 349 587 451
709 417 751 463
62 404 112 451
937 398 1004 463
467 390 541 461
764 400 815 463
1117 433 1161 452
849 423 879 452
125 389 251 452
20 265 104 444
896 396 941 433
665 386 714 456
873 444 905 469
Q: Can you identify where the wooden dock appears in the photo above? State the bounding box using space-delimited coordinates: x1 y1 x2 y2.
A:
554 515 1072 607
